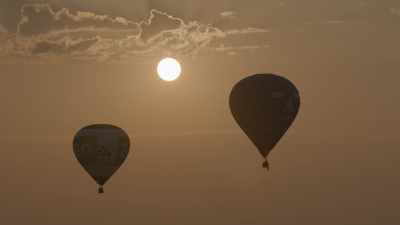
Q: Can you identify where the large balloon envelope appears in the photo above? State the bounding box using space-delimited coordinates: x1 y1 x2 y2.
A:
229 74 300 170
73 124 130 193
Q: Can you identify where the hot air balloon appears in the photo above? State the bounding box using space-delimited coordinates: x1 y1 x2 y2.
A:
229 74 300 170
73 124 130 193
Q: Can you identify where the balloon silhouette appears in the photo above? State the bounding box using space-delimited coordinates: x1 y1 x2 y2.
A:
73 124 130 193
229 74 300 170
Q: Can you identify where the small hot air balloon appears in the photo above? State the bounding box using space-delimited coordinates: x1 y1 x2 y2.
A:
229 74 300 170
73 124 130 193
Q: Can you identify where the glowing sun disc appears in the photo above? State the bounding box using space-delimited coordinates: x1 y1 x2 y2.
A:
157 57 182 81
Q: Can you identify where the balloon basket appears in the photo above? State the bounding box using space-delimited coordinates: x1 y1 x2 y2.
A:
262 160 270 171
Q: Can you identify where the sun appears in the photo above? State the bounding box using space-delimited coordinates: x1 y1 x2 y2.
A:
157 57 182 81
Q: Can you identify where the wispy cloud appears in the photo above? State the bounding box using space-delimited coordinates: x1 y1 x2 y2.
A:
17 3 139 35
216 44 269 51
0 3 270 61
215 44 270 56
305 20 345 25
220 11 237 19
226 27 269 35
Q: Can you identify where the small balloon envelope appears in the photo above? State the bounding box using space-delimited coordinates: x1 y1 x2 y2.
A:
229 74 300 169
73 124 130 193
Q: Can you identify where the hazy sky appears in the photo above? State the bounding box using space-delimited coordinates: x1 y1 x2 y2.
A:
1 1 399 225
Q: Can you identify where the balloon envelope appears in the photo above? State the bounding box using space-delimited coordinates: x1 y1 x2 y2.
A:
229 74 300 169
73 124 130 193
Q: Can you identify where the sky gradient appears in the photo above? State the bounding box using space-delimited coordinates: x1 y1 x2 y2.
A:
1 1 399 225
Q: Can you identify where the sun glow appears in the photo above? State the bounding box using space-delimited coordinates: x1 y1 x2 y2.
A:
157 57 182 81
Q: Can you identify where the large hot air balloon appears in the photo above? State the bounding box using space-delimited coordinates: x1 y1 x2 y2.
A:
73 124 130 193
229 74 300 170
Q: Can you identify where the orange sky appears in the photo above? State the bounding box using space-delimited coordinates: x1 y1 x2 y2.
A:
0 1 399 225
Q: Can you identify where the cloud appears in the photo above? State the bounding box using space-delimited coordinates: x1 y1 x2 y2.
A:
215 44 270 56
17 3 140 36
0 3 270 61
220 11 237 19
304 20 345 25
225 27 269 35
31 37 99 55
139 9 182 42
216 44 270 52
